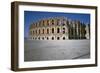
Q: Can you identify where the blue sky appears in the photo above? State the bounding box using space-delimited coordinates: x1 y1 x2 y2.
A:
24 11 90 38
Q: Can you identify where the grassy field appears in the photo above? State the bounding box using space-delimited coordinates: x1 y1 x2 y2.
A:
24 40 90 61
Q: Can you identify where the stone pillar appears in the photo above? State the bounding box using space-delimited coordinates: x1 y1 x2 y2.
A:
85 24 90 39
80 23 82 39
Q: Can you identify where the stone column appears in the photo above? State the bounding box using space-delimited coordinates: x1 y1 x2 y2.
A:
85 24 90 39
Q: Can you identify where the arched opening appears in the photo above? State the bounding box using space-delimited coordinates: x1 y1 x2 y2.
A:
52 37 54 40
38 37 40 40
42 37 44 40
43 20 45 26
39 29 40 34
63 28 65 34
47 29 49 34
36 30 37 34
33 37 34 40
63 37 65 40
52 28 54 33
47 37 49 40
33 30 34 35
57 28 60 33
43 29 44 34
63 23 65 26
47 20 49 26
57 37 60 40
52 20 54 25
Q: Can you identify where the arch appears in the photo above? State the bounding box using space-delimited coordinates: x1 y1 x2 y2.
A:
52 37 54 40
42 37 44 40
47 20 49 26
47 37 49 40
33 37 34 40
39 29 40 34
57 28 60 33
63 27 65 34
57 19 60 25
47 28 49 34
57 37 60 40
52 19 54 25
52 28 54 33
43 29 44 34
63 23 65 26
42 20 45 26
63 37 65 40
38 37 40 40
36 30 37 34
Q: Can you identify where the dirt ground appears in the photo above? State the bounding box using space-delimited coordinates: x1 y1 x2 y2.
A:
24 40 90 61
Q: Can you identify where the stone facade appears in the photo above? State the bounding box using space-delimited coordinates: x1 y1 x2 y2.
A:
29 17 90 40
